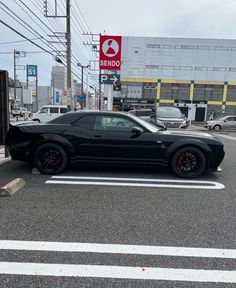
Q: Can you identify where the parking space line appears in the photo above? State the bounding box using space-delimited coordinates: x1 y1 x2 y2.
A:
46 176 225 190
0 262 235 282
0 240 235 259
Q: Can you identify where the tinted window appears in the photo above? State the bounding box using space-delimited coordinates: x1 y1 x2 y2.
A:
50 107 59 113
60 108 68 113
94 116 138 131
136 111 147 116
73 115 95 130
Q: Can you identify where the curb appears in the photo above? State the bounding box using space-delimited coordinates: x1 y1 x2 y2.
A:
0 178 25 196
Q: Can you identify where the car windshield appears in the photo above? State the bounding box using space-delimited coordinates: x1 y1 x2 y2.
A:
156 108 182 118
127 113 160 133
212 116 225 121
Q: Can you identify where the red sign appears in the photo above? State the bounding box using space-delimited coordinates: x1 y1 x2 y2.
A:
99 35 122 70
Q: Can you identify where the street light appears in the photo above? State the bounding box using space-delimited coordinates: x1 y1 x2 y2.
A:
89 85 97 110
77 63 89 97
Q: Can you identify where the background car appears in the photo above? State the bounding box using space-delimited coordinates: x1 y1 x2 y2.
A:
32 105 68 123
150 106 189 128
127 109 152 122
5 111 224 179
205 115 236 130
12 107 31 118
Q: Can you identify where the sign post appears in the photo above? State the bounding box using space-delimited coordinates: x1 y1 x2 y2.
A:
99 35 122 110
26 65 38 111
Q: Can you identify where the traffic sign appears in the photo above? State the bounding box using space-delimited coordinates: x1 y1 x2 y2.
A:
99 35 122 70
99 74 120 85
113 83 121 91
26 65 37 77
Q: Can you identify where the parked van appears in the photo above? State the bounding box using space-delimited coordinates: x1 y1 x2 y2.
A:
32 105 68 123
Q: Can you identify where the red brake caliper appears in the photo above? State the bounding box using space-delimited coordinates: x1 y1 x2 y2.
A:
177 153 185 170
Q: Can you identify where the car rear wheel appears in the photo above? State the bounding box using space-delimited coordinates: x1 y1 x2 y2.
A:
171 146 206 178
213 125 221 131
33 119 40 122
34 143 68 175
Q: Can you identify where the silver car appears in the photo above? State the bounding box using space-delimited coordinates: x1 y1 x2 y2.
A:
205 115 236 130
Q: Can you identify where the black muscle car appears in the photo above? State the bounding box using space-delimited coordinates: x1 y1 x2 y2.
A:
5 111 225 178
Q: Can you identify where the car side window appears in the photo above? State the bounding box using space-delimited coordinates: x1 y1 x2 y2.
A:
60 108 68 114
73 115 95 130
94 116 139 131
50 107 59 113
39 107 48 114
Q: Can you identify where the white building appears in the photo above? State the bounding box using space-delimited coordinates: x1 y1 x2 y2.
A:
114 36 236 119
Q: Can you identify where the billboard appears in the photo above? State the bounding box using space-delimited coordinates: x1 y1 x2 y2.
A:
99 35 122 70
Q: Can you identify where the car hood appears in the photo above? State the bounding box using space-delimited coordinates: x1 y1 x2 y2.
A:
162 129 215 139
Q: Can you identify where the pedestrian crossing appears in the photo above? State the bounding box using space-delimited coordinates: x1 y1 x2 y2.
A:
0 240 235 283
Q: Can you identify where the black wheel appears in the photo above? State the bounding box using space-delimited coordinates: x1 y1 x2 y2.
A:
34 143 68 174
213 125 221 131
171 146 206 178
33 119 40 122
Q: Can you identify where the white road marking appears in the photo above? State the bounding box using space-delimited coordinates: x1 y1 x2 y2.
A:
46 176 225 190
0 262 235 283
214 134 236 141
0 240 235 259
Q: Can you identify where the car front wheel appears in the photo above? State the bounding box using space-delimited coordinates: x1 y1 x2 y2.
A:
213 125 221 131
171 146 206 178
34 143 68 174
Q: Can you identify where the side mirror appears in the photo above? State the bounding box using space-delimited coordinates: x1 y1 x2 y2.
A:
224 119 228 122
131 126 143 137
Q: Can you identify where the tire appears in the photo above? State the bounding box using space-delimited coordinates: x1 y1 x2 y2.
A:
34 143 68 175
171 146 206 178
213 125 221 131
33 119 40 122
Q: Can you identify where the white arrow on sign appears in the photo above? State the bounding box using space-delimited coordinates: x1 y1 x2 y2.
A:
110 75 119 84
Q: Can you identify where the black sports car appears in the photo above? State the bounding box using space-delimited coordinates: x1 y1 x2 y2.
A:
5 111 225 178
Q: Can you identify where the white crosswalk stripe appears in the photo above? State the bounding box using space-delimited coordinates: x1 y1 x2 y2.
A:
0 240 235 283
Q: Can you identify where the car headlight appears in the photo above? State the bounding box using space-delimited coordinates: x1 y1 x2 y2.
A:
180 120 187 127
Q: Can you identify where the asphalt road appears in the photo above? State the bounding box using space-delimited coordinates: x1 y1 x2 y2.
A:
0 131 235 287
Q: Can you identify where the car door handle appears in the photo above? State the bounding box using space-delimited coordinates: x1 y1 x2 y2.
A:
94 135 102 138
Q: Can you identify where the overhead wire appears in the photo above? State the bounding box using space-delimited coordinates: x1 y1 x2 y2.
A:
1 1 98 87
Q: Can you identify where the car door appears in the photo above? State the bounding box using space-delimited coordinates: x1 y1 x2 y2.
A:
90 115 165 164
49 107 59 121
37 107 49 122
224 116 236 129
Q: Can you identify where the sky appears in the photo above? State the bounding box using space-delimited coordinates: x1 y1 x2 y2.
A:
1 0 236 87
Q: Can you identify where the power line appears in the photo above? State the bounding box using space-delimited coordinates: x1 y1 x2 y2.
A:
0 2 60 54
0 38 41 45
0 19 55 56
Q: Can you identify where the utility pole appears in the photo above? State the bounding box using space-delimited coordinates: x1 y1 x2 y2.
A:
82 32 101 110
14 49 17 101
66 0 72 110
44 0 72 109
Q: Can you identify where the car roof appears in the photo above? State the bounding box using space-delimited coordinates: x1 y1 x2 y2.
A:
49 110 130 124
40 105 67 108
